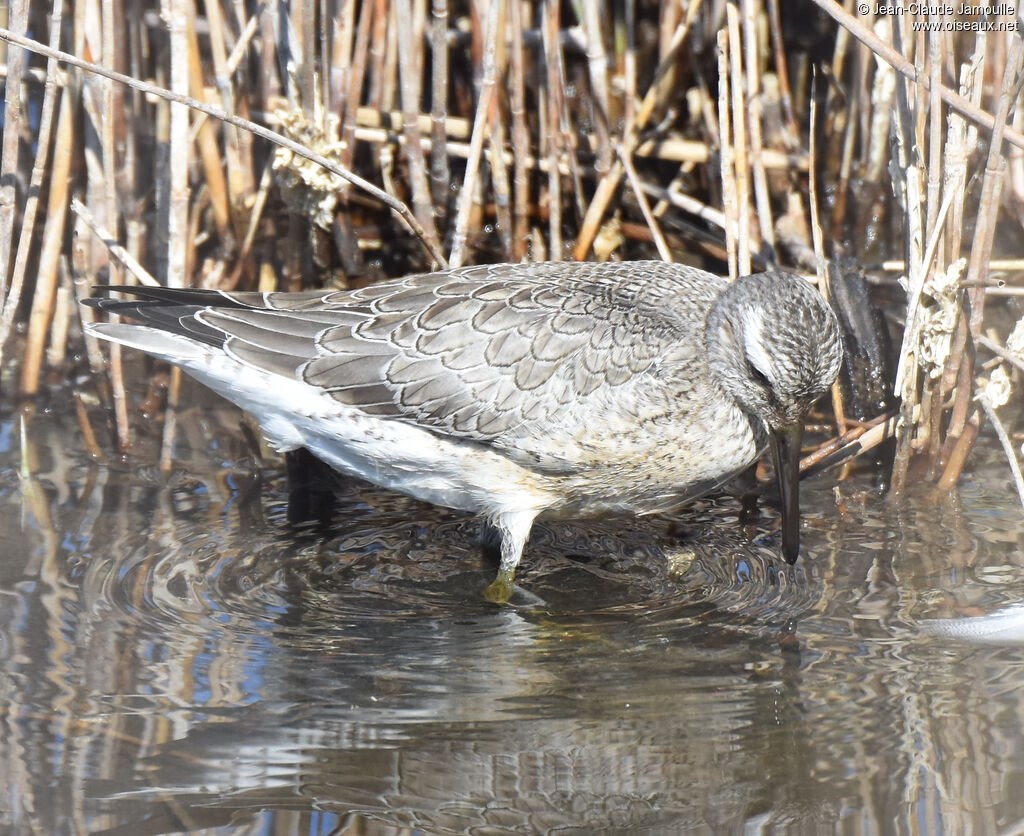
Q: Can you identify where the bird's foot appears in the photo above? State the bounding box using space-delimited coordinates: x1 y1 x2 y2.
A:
483 567 517 605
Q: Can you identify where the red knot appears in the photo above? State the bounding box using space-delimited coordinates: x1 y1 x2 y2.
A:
85 261 843 603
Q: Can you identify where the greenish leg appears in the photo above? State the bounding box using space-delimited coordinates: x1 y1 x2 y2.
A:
483 567 517 604
482 510 536 605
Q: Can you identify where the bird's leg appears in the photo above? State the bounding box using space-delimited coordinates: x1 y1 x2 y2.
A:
483 510 537 604
285 447 338 529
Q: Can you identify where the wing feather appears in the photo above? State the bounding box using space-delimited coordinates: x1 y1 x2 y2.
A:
91 262 722 460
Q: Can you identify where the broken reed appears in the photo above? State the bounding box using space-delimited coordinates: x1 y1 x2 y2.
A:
0 0 1023 498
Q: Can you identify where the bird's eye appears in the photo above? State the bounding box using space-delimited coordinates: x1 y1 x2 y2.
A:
746 359 772 390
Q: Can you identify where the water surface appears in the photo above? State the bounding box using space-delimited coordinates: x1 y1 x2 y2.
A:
3 377 1024 834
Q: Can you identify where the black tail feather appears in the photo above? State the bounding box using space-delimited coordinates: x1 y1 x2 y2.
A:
90 285 250 307
84 288 231 347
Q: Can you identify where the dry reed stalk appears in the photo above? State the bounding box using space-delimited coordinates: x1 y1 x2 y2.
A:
726 4 751 275
810 0 1024 152
46 278 73 370
542 0 563 260
936 412 980 492
827 1 853 129
340 0 374 172
71 212 109 389
887 12 928 496
881 259 1024 272
0 64 50 84
351 120 740 181
367 0 388 111
488 90 514 259
98 0 130 453
925 29 943 236
372 3 399 216
657 0 680 64
549 17 585 223
764 0 797 139
123 9 144 282
318 0 330 117
430 0 450 212
800 412 900 476
297 0 316 117
978 335 1024 376
255 5 279 104
937 30 1024 489
382 0 398 114
934 36 984 447
571 0 701 261
621 0 636 130
333 0 362 255
580 0 611 175
647 163 692 225
5 0 63 388
740 0 775 262
807 78 847 435
0 25 447 267
978 392 1024 510
187 188 211 280
224 160 274 290
224 3 261 187
979 285 1024 297
486 0 513 259
863 35 895 194
205 0 233 109
965 36 1021 332
0 0 26 315
619 148 670 261
331 0 355 114
829 39 865 237
717 27 738 281
937 45 983 471
168 3 190 289
638 182 727 231
186 4 230 240
159 0 190 474
74 392 105 460
19 79 72 395
347 104 808 169
396 0 442 255
448 0 501 268
205 0 254 236
916 26 947 470
508 0 530 259
70 198 159 287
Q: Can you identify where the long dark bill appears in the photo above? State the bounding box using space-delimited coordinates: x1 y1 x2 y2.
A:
768 422 804 565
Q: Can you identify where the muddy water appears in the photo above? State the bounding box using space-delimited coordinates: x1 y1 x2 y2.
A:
3 375 1024 835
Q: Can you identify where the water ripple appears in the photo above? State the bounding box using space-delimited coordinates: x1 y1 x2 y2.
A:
71 472 828 660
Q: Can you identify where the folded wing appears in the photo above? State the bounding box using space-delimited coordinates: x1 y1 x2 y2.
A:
87 262 709 457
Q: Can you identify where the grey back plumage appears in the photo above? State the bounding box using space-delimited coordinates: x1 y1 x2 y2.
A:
189 262 729 452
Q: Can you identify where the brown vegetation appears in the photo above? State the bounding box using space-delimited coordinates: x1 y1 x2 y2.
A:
1 0 1024 502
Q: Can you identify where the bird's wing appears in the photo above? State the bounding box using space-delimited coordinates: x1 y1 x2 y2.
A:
90 262 716 448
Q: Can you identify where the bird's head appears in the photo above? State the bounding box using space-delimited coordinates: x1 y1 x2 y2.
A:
705 272 843 564
705 272 842 430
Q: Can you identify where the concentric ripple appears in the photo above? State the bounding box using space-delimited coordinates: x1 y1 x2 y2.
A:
74 457 828 652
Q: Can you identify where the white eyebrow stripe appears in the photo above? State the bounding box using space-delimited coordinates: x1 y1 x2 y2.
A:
742 309 775 381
